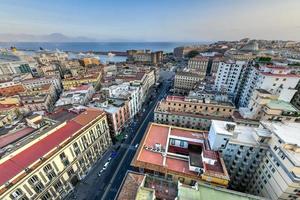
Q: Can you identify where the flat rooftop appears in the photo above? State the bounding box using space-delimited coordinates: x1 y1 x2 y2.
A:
177 182 266 200
134 123 228 181
266 100 299 112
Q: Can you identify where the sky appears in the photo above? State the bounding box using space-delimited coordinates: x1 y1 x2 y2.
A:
0 0 300 42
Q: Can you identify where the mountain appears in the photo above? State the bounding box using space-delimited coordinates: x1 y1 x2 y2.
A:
0 33 96 42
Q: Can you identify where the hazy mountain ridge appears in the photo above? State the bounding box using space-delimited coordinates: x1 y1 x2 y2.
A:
0 33 96 42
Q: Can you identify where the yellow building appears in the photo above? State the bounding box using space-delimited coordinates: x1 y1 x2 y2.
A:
80 57 100 67
0 108 112 200
154 95 235 130
62 72 102 90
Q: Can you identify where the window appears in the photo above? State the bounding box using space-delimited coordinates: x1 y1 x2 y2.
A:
73 142 81 156
10 188 28 200
60 152 69 166
170 138 175 145
180 140 184 147
28 175 44 193
40 192 51 200
43 164 56 180
53 180 63 193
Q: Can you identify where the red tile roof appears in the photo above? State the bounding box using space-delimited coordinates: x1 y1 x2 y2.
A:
0 121 82 186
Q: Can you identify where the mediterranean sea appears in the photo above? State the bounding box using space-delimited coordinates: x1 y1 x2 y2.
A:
0 42 207 53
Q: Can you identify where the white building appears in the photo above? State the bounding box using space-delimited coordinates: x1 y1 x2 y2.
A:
208 120 300 200
246 122 300 200
213 61 246 96
55 85 95 107
208 120 270 192
22 76 62 93
236 65 300 107
103 82 140 118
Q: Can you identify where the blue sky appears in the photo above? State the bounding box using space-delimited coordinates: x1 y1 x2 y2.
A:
1 0 300 41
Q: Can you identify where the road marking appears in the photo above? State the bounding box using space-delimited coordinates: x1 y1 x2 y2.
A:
101 86 167 200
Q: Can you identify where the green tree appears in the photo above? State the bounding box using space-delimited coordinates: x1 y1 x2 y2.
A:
186 50 199 58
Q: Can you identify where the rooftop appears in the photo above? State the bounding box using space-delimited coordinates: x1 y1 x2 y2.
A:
266 100 299 112
133 123 229 183
0 108 104 188
177 182 265 200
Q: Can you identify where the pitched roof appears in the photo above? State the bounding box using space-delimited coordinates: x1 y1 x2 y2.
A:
0 121 82 186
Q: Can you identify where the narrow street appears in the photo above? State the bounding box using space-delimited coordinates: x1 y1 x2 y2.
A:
66 71 172 200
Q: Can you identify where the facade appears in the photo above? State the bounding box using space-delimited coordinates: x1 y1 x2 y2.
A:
0 108 112 200
22 76 62 93
127 50 163 64
20 94 54 112
103 82 140 118
174 72 202 94
213 60 246 96
236 65 300 108
239 89 300 122
0 52 36 75
79 57 100 67
55 85 95 107
154 95 235 130
0 81 25 96
132 123 230 187
246 122 300 200
187 56 209 79
89 99 130 137
62 72 102 90
20 84 57 106
208 120 270 192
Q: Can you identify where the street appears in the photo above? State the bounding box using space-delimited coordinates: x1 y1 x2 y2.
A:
66 70 172 200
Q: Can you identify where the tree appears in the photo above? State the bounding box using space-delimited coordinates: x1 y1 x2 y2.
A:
186 50 199 58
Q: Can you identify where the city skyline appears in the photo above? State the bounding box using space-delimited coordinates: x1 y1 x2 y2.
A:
1 0 300 42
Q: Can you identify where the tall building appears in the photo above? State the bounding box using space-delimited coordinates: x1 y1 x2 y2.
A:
208 120 269 192
246 122 300 200
0 108 112 200
187 56 209 79
132 123 230 187
208 120 300 200
236 65 300 108
154 95 235 130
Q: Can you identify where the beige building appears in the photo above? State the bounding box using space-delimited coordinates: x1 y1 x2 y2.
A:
154 95 235 130
0 108 112 200
174 72 202 94
239 89 300 122
246 122 300 200
187 56 209 79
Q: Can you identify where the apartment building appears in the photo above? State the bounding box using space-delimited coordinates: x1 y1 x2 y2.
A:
89 98 130 137
22 76 62 93
246 122 300 200
187 56 209 79
0 52 36 75
20 94 54 112
102 82 140 118
236 65 300 108
0 108 112 200
20 84 58 105
154 95 235 130
239 89 300 122
62 72 102 90
0 80 25 96
174 72 202 94
127 50 163 64
213 60 246 96
208 120 270 192
55 85 95 107
132 123 230 187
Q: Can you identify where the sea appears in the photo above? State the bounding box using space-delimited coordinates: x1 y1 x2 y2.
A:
0 42 206 63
